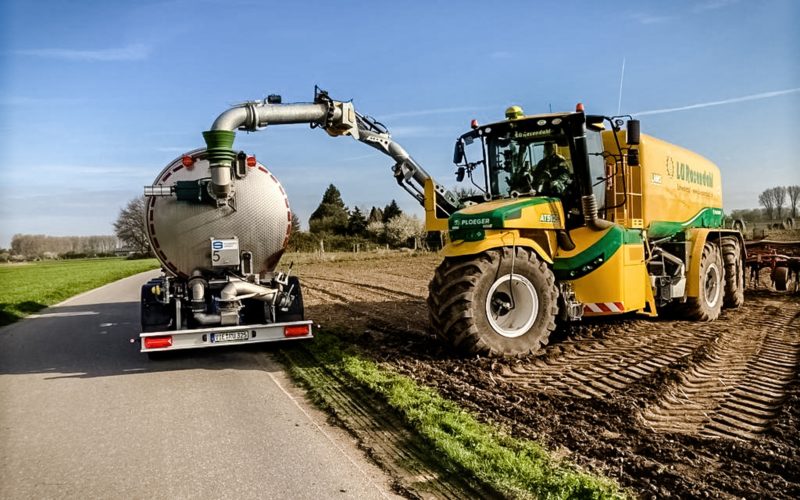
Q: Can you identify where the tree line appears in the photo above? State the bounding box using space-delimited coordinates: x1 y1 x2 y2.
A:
288 184 428 252
754 185 800 220
3 234 119 261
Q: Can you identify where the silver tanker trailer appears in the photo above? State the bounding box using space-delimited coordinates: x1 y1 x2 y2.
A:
139 121 313 355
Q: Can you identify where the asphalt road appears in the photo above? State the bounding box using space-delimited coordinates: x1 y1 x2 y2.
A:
0 271 398 499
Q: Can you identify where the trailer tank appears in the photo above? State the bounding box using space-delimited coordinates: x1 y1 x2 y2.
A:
146 149 292 278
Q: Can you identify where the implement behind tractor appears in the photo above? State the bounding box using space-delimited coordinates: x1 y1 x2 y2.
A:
140 88 744 357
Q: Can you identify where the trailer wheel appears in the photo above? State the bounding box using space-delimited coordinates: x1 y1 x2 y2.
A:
684 242 724 321
428 247 558 357
720 236 744 308
772 267 789 291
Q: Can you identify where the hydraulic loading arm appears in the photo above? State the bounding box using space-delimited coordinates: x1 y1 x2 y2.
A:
203 88 460 218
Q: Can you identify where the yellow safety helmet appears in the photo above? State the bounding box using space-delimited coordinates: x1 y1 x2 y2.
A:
505 105 524 120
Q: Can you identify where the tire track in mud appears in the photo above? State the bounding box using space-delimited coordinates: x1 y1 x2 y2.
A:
641 299 800 440
279 347 493 499
496 320 719 399
301 258 800 445
306 276 422 301
302 277 429 335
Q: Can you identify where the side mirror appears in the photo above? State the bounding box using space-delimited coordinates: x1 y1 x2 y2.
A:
627 119 640 145
456 166 465 182
453 140 465 164
586 114 605 132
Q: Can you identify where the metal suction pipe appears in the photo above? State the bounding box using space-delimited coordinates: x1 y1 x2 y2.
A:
203 101 341 200
220 281 277 303
211 102 339 132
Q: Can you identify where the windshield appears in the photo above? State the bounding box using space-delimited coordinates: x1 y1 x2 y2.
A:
487 132 574 198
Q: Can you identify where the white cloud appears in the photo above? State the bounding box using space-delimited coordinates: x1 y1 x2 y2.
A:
0 96 85 106
633 88 800 116
630 13 675 25
490 51 513 60
15 43 150 62
693 0 739 13
379 105 498 120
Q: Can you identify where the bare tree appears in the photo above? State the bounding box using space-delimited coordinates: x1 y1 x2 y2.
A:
114 196 151 256
774 186 787 219
787 185 800 218
758 189 775 220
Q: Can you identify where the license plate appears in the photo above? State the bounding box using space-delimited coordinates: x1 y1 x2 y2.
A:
210 331 249 343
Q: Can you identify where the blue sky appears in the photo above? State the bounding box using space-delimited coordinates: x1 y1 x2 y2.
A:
1 0 798 246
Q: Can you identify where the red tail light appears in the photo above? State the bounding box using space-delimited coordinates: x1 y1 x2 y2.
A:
246 156 257 168
181 155 195 168
144 336 173 349
284 325 310 337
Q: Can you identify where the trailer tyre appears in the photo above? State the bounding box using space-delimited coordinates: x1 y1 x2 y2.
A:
720 236 744 309
428 247 558 357
684 242 724 321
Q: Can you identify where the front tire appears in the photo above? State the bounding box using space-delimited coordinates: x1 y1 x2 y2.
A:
684 242 724 321
428 247 558 357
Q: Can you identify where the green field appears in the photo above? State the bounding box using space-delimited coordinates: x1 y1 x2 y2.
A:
0 258 159 326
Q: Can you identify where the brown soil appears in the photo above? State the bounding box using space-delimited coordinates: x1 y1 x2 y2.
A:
296 253 800 499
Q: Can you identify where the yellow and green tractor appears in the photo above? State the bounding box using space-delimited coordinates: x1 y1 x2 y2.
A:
422 104 744 356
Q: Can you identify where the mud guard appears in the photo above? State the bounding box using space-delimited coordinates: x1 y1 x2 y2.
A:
686 228 746 297
442 231 554 263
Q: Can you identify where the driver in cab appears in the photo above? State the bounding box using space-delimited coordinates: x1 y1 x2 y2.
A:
508 142 573 198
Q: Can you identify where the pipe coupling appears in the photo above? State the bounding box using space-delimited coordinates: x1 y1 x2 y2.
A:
202 130 237 199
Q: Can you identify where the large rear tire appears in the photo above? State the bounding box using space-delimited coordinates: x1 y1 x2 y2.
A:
720 236 744 309
427 247 558 357
684 242 724 321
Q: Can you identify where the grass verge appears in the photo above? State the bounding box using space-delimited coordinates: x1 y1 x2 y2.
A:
282 332 624 499
0 258 159 326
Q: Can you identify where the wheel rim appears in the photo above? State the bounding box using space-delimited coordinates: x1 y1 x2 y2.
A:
704 262 721 307
485 274 538 338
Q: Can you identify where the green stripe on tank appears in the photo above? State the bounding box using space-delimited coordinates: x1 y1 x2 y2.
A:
648 207 724 239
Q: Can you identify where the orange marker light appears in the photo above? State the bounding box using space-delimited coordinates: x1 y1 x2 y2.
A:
575 103 585 112
246 156 257 168
181 155 195 168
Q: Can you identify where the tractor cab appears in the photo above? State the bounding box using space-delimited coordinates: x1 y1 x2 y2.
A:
453 107 607 226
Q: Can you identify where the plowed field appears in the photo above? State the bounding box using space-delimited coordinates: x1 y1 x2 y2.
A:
296 253 800 498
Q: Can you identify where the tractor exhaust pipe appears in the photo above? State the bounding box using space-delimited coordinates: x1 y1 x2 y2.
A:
581 194 613 231
572 111 613 232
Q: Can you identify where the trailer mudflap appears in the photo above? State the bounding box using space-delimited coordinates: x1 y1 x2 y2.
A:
140 320 313 353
